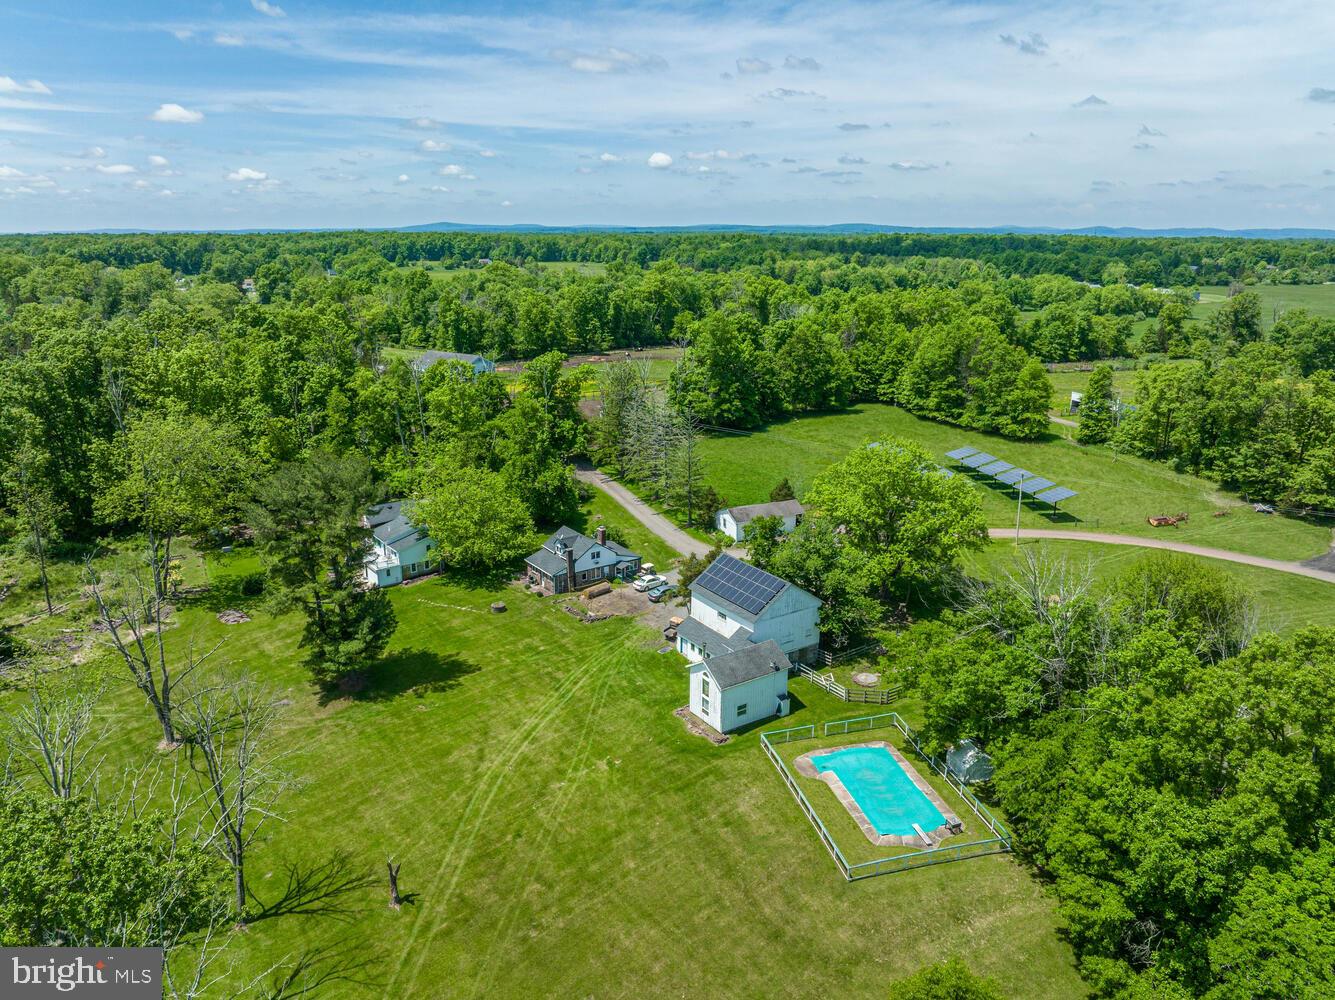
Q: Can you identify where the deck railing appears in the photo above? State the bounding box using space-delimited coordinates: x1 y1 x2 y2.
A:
796 665 901 705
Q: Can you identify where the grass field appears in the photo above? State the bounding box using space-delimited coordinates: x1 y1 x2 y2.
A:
1196 282 1335 332
2 554 1087 1000
964 538 1335 634
698 404 1333 561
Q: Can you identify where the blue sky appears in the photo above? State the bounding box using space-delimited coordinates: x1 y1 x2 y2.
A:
2 0 1335 231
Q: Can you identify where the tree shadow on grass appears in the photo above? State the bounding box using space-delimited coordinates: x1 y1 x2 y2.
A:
343 647 480 704
247 850 379 925
423 562 522 592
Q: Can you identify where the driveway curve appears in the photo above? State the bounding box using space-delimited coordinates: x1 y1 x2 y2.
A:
574 465 713 560
990 528 1335 585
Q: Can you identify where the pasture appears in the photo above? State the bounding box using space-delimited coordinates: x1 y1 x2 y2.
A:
697 403 1333 561
1195 282 1335 332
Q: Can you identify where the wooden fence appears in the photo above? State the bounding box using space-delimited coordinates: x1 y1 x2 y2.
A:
796 665 901 705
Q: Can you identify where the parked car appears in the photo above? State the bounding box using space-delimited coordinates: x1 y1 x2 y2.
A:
633 574 667 592
647 584 675 603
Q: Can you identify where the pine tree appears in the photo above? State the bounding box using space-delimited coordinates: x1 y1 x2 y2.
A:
1077 365 1116 444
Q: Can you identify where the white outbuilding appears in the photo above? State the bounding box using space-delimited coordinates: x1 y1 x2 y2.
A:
714 499 805 542
688 639 793 733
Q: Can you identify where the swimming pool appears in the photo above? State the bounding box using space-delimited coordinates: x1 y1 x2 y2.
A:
808 744 947 838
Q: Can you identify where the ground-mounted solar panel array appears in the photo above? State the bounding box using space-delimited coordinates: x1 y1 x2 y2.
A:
694 553 786 615
942 447 1079 511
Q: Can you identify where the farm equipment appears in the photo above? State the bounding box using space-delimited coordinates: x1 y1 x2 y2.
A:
1147 513 1190 528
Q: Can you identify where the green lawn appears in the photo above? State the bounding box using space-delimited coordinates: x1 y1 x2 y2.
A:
698 404 1333 562
1045 365 1147 415
5 553 1086 999
964 539 1335 634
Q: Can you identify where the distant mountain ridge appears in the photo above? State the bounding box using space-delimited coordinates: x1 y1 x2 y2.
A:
22 222 1335 240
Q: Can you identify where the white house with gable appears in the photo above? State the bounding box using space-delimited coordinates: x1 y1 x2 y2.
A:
676 553 821 666
363 501 437 588
689 639 793 733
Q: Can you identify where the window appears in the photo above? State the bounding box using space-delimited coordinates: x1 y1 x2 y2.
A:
736 703 748 718
701 696 711 715
701 676 710 697
592 549 600 560
719 611 728 622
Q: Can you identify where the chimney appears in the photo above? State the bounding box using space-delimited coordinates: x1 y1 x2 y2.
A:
565 545 576 589
596 525 606 545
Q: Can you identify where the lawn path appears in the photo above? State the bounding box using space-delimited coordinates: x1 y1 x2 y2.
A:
573 464 711 559
464 634 628 998
993 528 1335 584
386 629 637 996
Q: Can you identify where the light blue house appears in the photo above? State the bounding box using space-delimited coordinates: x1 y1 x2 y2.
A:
363 501 438 588
411 351 496 376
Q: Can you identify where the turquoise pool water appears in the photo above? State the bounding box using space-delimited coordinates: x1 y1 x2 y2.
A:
810 745 946 836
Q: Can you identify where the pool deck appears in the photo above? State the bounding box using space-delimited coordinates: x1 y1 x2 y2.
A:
793 741 964 848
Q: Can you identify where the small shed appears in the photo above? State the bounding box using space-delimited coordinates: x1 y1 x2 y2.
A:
946 739 995 784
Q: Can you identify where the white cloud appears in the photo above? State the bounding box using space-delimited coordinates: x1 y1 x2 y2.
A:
418 139 451 152
760 88 824 100
479 149 497 158
0 165 28 178
500 199 512 207
151 103 204 123
784 55 821 71
599 152 622 162
552 48 667 74
890 160 939 171
0 77 51 95
407 116 442 129
148 154 170 167
214 33 246 47
94 163 137 175
250 0 286 17
80 146 107 159
437 164 475 179
227 166 267 181
999 33 1049 56
395 173 410 184
647 151 673 169
736 57 772 75
685 149 746 161
427 185 450 192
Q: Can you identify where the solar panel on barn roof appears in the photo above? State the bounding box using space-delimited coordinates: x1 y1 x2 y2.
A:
693 554 786 616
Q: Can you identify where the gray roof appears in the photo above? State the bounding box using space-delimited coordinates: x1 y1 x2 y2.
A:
701 639 792 690
722 499 805 526
367 501 428 548
524 526 639 576
677 617 742 658
411 351 491 372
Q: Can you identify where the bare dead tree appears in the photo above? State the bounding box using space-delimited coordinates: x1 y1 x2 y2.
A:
387 859 403 910
177 675 288 919
87 560 221 747
4 677 104 799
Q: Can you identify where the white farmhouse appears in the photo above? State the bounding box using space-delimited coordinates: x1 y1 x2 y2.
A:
688 639 793 733
714 499 805 543
676 554 821 665
363 501 438 588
